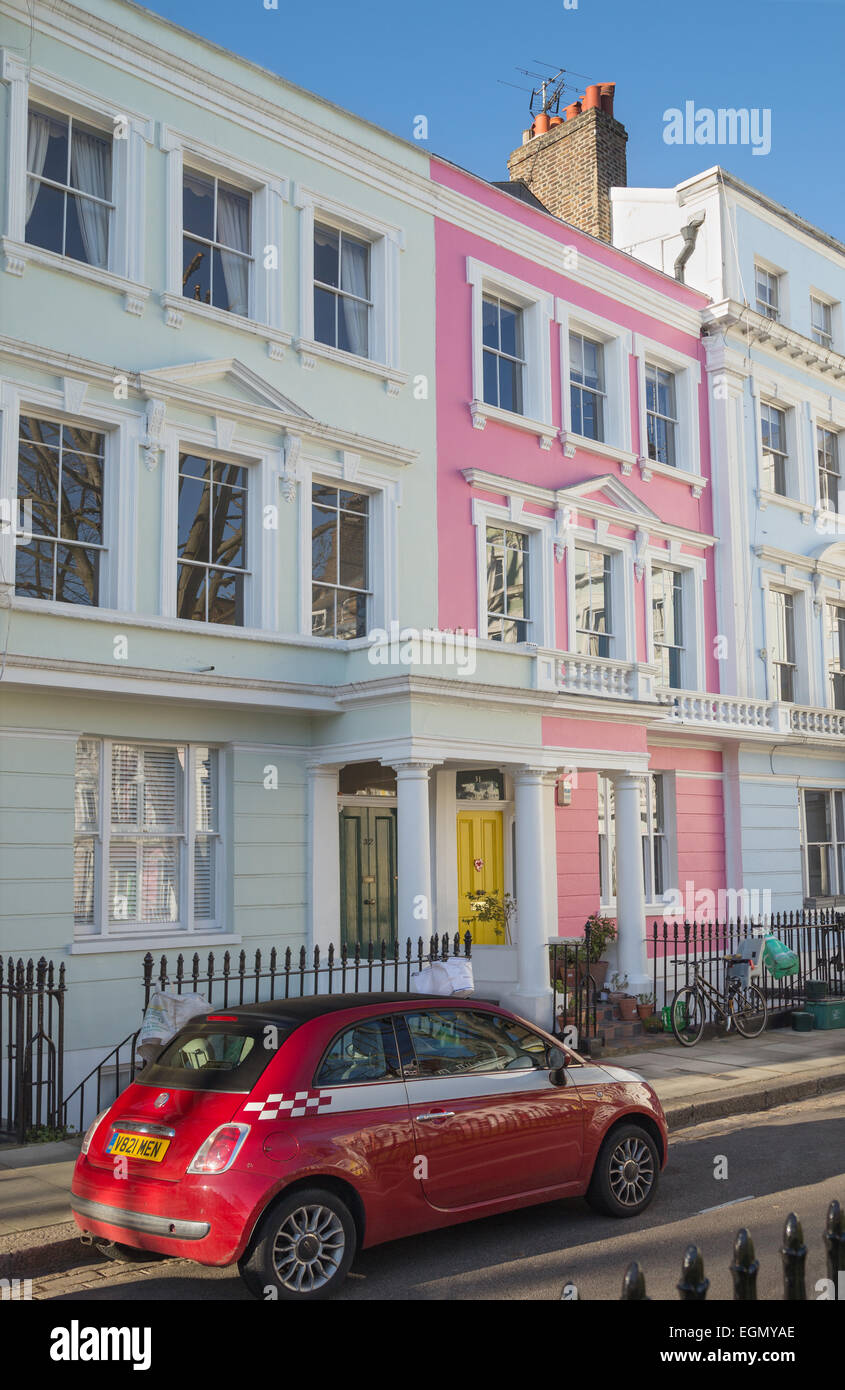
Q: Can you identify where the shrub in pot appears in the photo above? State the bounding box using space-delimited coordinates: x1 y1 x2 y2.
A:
618 996 638 1021
637 992 655 1021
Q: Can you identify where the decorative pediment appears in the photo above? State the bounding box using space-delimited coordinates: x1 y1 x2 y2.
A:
555 473 663 524
139 358 313 419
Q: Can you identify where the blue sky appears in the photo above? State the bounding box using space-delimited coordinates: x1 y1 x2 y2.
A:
140 0 845 241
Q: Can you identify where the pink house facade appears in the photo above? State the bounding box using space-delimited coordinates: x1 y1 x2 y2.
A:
427 151 726 1023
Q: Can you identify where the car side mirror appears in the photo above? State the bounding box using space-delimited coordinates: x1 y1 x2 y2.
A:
547 1046 568 1085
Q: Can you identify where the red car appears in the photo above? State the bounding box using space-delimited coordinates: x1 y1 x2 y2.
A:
71 993 668 1299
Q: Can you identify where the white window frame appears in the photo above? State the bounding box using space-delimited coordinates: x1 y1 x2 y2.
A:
0 378 136 615
296 450 400 640
557 299 633 463
467 257 556 448
470 496 555 648
294 185 406 394
810 293 835 350
565 522 635 661
800 787 845 900
754 262 782 321
598 771 676 912
633 334 703 494
73 737 224 942
825 600 845 711
645 545 706 692
817 425 842 515
762 576 814 705
0 52 153 312
160 125 290 354
759 399 790 498
159 427 280 631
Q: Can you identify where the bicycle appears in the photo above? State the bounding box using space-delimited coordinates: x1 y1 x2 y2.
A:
670 955 768 1047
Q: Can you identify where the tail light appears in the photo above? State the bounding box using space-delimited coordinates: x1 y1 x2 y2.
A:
81 1108 110 1155
187 1123 250 1175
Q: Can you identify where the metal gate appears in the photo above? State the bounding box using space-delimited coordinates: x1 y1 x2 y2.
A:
0 956 66 1143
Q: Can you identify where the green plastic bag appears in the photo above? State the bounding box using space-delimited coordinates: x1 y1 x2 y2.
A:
762 936 799 980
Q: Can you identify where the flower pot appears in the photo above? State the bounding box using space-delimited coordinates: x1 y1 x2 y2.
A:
637 1003 653 1021
618 997 638 1021
607 991 624 1004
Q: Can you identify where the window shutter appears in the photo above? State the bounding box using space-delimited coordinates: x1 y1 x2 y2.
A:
142 746 182 832
193 837 215 919
108 841 138 922
111 743 140 827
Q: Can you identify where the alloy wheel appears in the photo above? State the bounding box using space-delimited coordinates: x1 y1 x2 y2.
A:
608 1136 655 1207
271 1203 346 1293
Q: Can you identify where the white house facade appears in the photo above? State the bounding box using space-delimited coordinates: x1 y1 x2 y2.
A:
614 168 845 914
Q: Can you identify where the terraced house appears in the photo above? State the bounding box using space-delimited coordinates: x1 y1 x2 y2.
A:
0 0 439 1095
614 168 845 916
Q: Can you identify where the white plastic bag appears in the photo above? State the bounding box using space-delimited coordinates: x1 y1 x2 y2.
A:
136 990 209 1067
410 956 474 997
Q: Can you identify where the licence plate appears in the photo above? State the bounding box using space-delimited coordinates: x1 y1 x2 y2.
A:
106 1131 170 1162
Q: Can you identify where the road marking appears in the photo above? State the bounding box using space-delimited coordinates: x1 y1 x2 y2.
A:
696 1195 755 1215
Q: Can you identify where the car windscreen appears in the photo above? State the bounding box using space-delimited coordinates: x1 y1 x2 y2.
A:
139 1019 293 1093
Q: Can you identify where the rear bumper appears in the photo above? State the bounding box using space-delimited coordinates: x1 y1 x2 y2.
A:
71 1155 274 1266
70 1195 209 1241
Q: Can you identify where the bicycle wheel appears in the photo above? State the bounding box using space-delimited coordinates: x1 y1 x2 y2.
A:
733 983 767 1038
670 985 705 1046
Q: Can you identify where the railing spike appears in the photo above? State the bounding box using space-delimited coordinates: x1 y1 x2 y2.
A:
824 1200 845 1293
730 1228 759 1301
677 1245 709 1300
781 1213 807 1301
621 1262 649 1301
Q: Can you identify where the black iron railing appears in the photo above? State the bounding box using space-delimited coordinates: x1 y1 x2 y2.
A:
549 922 597 1045
0 955 66 1143
614 1203 844 1301
650 910 844 1024
141 933 473 1013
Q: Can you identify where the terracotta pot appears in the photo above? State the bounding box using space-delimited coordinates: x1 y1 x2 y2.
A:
637 1003 653 1021
607 991 624 1004
533 111 551 135
618 997 638 1021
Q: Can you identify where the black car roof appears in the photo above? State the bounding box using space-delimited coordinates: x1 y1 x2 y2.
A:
199 992 500 1026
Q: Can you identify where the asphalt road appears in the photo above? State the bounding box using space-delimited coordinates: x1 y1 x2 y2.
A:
40 1091 845 1302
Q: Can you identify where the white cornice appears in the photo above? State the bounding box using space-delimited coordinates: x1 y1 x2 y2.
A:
704 300 845 384
0 336 419 466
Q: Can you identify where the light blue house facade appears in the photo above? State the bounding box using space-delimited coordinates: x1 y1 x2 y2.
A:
614 168 845 914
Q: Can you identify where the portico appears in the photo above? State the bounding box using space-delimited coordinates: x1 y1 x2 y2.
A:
306 736 654 1026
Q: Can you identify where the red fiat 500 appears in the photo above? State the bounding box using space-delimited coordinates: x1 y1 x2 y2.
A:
71 993 668 1299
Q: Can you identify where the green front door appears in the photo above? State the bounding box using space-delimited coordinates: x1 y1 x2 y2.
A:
339 805 398 949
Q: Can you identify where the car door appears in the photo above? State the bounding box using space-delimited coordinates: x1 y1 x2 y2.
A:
399 1007 584 1211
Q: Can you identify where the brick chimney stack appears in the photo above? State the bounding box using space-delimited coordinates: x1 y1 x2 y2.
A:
506 82 627 242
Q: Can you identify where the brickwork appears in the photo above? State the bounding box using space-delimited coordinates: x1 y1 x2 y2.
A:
506 108 627 242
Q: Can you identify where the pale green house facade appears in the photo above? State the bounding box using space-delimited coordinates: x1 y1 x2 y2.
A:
0 0 444 1092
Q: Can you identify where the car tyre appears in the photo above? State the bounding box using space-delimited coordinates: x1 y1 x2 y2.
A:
239 1187 357 1301
586 1123 660 1218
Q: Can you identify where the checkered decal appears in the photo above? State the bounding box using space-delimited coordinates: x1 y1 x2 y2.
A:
243 1089 333 1121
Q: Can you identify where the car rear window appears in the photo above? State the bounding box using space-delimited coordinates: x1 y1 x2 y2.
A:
139 1019 292 1093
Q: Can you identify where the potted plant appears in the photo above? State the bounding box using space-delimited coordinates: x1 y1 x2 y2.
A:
637 991 655 1022
607 971 628 1003
581 912 617 993
462 889 516 944
618 994 638 1021
643 1014 662 1034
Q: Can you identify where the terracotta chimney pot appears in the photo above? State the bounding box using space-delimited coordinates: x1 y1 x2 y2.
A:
583 85 601 111
565 101 582 120
533 111 551 134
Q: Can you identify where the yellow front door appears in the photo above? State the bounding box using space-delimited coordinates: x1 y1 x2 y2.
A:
456 809 506 944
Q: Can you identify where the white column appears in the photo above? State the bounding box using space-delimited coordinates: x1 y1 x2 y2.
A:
508 766 555 1026
610 771 650 993
307 764 341 952
393 761 438 941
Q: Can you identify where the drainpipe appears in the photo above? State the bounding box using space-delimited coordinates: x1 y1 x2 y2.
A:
674 210 706 283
